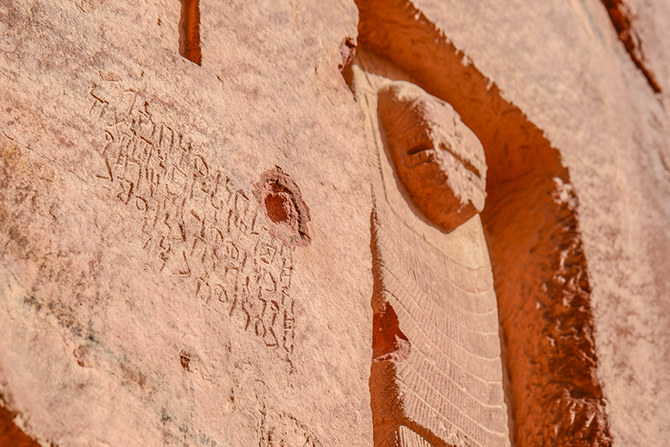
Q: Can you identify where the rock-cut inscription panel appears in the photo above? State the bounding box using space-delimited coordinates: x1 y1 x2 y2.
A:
87 80 298 363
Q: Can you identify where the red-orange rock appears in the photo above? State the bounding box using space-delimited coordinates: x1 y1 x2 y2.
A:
1 1 668 446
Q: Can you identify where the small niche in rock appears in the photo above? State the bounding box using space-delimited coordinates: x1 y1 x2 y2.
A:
254 167 310 248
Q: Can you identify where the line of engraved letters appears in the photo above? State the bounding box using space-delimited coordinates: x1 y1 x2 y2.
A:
88 82 295 361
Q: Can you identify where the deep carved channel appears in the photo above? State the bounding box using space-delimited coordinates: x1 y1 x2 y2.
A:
600 0 661 93
179 0 202 65
354 0 612 445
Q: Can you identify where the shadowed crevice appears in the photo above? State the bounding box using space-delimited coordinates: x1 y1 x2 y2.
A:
0 404 40 447
179 0 202 65
600 0 661 93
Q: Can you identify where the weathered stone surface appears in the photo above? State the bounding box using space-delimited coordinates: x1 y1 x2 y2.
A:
377 81 487 233
394 2 670 446
1 0 669 446
0 1 372 446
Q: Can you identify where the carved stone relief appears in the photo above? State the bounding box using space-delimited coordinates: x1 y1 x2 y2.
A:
347 49 510 447
377 81 487 233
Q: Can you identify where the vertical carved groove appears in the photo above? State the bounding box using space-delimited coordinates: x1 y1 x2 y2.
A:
600 0 661 93
179 0 202 65
355 0 612 445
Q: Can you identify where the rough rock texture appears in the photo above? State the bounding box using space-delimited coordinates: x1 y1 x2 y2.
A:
0 1 372 446
1 0 669 446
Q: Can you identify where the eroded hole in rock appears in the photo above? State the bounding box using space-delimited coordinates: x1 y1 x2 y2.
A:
179 0 202 65
352 0 613 445
254 167 311 248
600 0 661 93
0 404 40 447
264 184 291 224
179 350 191 372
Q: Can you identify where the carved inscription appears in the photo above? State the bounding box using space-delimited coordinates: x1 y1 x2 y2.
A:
258 408 322 447
87 82 295 362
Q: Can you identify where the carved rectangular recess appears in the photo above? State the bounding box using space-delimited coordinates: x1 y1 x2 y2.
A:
353 0 613 446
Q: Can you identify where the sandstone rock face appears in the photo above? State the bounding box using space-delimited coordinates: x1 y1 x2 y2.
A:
1 1 669 447
0 1 372 446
